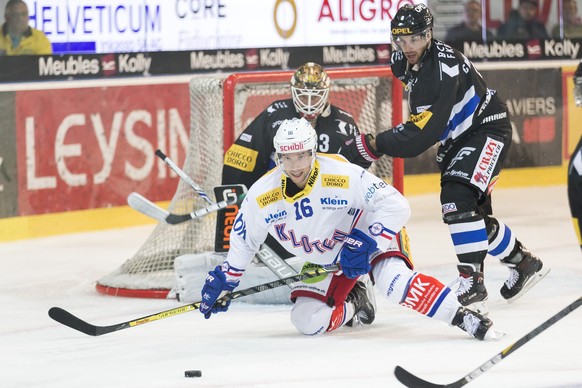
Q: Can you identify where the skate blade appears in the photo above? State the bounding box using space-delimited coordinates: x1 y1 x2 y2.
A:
506 266 551 304
484 328 506 341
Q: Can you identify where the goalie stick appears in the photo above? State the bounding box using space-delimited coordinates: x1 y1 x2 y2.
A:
394 296 582 388
127 191 242 225
49 264 338 337
155 149 213 204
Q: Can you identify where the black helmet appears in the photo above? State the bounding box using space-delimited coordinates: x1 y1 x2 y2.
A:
391 4 434 36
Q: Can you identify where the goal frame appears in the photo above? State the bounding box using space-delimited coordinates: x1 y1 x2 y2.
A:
95 66 404 299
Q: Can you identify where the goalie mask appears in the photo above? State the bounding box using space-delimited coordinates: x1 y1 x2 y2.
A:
273 117 317 185
391 4 433 62
290 62 330 122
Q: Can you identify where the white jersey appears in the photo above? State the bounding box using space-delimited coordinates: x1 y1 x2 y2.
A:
226 154 411 270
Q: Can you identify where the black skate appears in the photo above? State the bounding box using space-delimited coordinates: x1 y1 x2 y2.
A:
452 307 500 340
345 277 376 327
500 244 550 302
450 264 488 315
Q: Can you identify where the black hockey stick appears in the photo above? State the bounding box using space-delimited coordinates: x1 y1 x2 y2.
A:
49 264 337 337
127 191 242 225
394 296 582 388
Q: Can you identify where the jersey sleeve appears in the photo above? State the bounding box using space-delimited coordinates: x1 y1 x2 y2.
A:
221 106 278 188
356 170 411 252
377 57 463 157
224 191 268 270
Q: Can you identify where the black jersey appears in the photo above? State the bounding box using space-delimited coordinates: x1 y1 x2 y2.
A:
222 98 364 188
376 39 511 158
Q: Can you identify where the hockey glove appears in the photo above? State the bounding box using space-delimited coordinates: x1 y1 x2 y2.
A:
199 262 243 319
343 134 383 169
339 229 378 278
575 76 582 107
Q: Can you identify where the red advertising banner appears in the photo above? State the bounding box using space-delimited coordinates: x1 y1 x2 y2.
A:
15 83 190 215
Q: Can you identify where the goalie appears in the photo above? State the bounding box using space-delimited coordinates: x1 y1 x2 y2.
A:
198 117 497 340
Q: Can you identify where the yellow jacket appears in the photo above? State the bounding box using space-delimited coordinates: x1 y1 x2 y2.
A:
0 24 52 55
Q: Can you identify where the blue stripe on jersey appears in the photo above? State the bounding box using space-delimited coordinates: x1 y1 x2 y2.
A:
489 225 513 256
440 87 480 143
427 287 451 318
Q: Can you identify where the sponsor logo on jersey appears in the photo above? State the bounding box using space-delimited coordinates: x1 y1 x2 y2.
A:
320 196 348 210
471 137 503 192
321 174 349 189
410 110 432 129
364 181 388 203
257 187 282 208
224 144 258 172
445 169 469 179
233 212 247 240
239 133 252 142
481 112 508 124
265 209 288 224
448 146 476 168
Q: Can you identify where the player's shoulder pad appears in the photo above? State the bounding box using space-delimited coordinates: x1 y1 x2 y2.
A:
331 105 355 119
266 99 293 115
433 40 465 79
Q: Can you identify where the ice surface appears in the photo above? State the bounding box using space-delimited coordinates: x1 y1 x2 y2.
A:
1 186 581 388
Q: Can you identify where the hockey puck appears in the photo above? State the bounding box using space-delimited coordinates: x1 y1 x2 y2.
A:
184 370 202 378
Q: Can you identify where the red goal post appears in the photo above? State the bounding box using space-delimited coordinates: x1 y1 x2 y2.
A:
95 66 404 299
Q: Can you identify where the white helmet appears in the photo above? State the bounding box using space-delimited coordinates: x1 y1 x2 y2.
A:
273 117 317 171
290 62 330 122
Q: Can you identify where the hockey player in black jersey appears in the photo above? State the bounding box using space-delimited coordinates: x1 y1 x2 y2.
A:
351 4 550 311
570 67 582 252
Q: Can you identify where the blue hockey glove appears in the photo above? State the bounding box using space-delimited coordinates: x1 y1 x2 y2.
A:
340 229 378 278
199 262 243 319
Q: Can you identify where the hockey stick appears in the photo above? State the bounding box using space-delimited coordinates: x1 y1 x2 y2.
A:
394 296 582 388
49 264 338 336
127 192 242 225
155 149 213 204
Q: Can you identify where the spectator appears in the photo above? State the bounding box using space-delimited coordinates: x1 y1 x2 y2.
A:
497 0 549 40
551 0 582 39
0 0 51 56
445 0 494 43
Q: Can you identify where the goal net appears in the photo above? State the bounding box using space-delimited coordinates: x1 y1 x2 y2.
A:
96 66 404 298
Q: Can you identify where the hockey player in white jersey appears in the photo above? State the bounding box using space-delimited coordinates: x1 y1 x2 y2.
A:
199 117 497 340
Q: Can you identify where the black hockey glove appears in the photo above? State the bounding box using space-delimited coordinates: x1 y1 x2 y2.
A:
343 134 383 169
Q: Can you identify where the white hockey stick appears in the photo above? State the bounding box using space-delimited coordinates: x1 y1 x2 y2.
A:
155 149 213 204
128 192 241 225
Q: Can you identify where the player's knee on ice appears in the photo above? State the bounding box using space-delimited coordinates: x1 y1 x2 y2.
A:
291 297 333 335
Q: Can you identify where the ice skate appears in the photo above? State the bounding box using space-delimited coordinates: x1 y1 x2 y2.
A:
450 264 488 315
452 306 502 341
345 276 376 327
500 244 550 303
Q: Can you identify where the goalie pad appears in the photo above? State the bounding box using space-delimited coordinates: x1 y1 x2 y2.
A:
173 252 305 304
